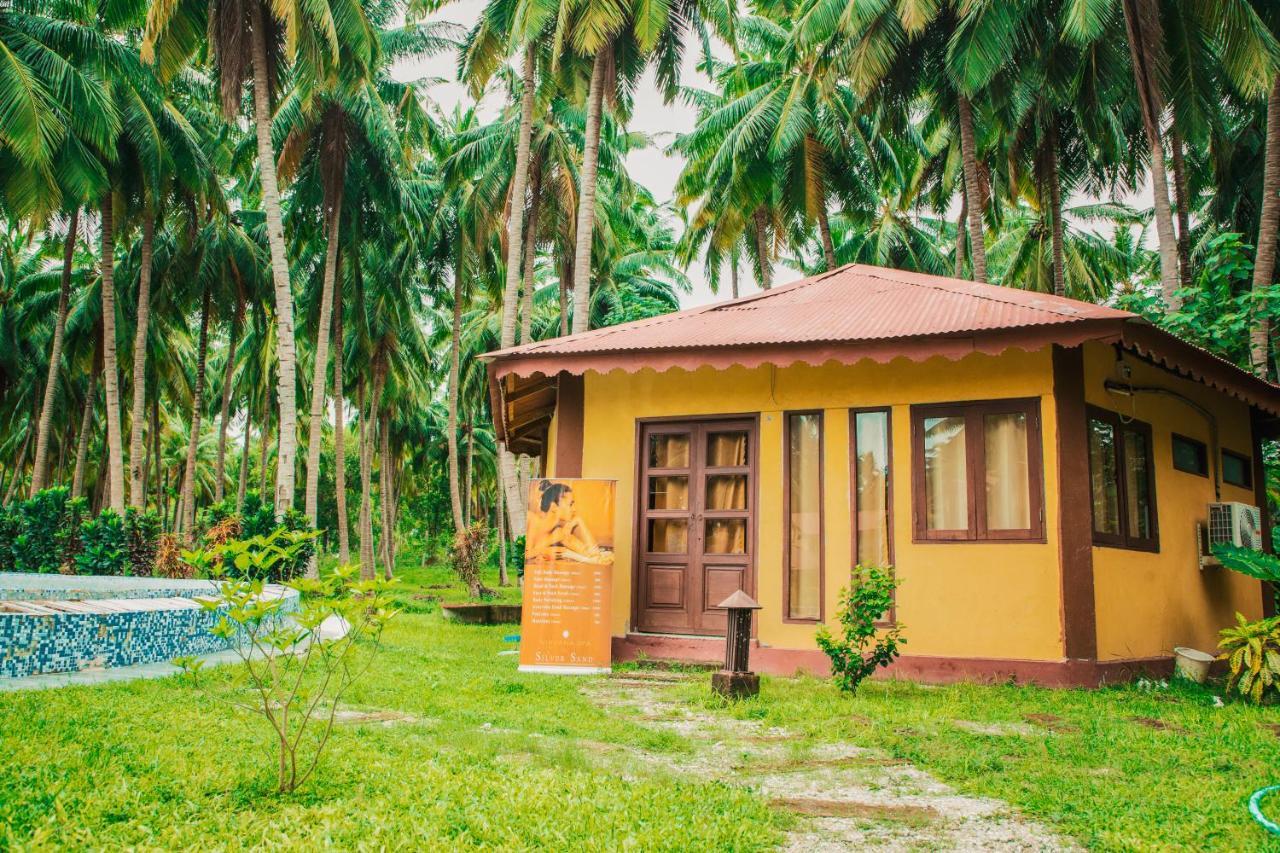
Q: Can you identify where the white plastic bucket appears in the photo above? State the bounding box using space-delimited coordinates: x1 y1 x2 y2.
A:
1172 646 1215 684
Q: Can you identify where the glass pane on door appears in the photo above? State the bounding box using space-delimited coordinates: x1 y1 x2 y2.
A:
648 519 688 553
649 434 690 468
706 431 748 467
705 474 747 510
704 519 746 554
648 476 689 510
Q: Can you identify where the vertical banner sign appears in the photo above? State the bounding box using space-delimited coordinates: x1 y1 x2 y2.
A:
519 478 616 674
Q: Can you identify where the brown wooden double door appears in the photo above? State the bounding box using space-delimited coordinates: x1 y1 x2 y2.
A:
636 418 756 636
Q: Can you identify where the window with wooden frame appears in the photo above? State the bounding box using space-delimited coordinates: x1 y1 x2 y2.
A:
1087 407 1158 551
910 399 1044 542
1171 434 1208 477
784 411 824 622
851 408 894 623
1222 449 1253 489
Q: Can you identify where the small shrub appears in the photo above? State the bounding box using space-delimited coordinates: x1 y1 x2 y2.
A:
124 508 161 576
178 542 396 794
816 566 905 694
451 522 490 599
152 533 190 579
5 487 86 574
1218 613 1280 704
75 510 129 576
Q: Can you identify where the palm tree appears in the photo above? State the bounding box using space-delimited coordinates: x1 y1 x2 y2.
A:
143 0 376 517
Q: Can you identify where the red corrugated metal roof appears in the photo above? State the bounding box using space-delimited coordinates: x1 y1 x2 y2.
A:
486 264 1133 358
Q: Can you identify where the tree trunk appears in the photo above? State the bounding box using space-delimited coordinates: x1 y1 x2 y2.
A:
503 43 537 351
496 473 509 586
558 255 570 336
332 274 350 563
127 213 155 508
379 409 394 578
179 284 212 537
258 405 271 499
730 257 739 298
753 207 772 289
237 405 251 510
1169 125 1193 291
304 193 342 577
99 194 126 514
359 367 384 579
1251 76 1280 377
956 95 987 283
1047 131 1067 299
519 161 543 345
71 371 96 501
571 48 608 335
148 396 160 510
1121 0 1180 309
446 264 466 534
4 428 32 504
357 379 370 576
954 189 967 278
214 297 244 503
249 0 298 517
817 202 836 271
463 424 474 525
31 209 79 496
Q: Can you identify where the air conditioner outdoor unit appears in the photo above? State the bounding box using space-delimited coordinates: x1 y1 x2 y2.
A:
1207 502 1263 551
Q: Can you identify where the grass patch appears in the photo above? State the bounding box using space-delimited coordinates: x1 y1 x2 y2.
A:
3 551 1279 849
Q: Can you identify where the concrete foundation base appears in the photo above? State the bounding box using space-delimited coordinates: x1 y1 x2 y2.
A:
711 669 760 699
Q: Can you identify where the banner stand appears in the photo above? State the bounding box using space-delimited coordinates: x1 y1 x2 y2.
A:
517 478 616 675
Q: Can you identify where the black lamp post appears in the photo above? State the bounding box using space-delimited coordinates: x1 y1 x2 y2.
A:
712 590 762 699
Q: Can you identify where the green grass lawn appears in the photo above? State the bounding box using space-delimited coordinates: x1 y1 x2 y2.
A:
3 555 1279 850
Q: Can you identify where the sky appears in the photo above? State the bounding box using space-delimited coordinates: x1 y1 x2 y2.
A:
392 0 805 309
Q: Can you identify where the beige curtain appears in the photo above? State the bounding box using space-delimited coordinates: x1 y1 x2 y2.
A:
924 416 967 530
855 412 890 566
706 474 747 510
650 434 689 468
650 518 687 553
984 413 1029 530
707 432 747 467
705 518 746 554
650 475 689 510
788 414 822 619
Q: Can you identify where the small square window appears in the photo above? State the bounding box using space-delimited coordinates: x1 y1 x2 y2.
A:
1171 434 1208 477
1222 450 1253 489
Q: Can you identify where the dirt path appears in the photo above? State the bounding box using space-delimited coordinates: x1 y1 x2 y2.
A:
582 674 1076 852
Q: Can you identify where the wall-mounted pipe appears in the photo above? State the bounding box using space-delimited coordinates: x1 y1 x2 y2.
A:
1103 378 1221 500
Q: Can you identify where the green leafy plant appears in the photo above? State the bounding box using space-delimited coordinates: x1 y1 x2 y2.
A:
124 508 162 576
1213 544 1280 612
179 537 396 794
75 510 129 576
816 566 905 694
0 487 87 573
1218 613 1280 704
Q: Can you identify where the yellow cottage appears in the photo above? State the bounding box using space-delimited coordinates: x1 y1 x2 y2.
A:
484 264 1280 686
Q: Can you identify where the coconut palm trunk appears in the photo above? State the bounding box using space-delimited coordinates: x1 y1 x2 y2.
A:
570 49 608 335
1046 132 1067 298
127 214 155 508
99 194 126 514
248 0 299 517
4 428 32 504
237 409 251 509
519 161 542 344
1169 126 1193 290
956 95 987 284
1121 0 1180 309
258 405 271 497
446 263 465 534
303 191 342 577
214 298 244 502
179 284 212 536
1252 76 1280 377
30 209 79 496
730 257 739 298
753 207 772 289
332 277 350 563
954 190 968 278
71 371 97 500
359 366 384 579
502 44 537 349
379 408 393 577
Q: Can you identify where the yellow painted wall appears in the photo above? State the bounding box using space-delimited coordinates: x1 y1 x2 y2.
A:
559 350 1067 661
1083 343 1266 660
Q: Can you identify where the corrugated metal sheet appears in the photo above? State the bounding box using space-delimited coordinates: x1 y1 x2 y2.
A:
487 264 1133 358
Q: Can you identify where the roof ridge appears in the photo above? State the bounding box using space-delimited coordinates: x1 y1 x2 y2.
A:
858 266 1132 320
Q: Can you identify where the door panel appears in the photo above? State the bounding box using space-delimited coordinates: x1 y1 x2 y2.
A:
636 418 756 635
